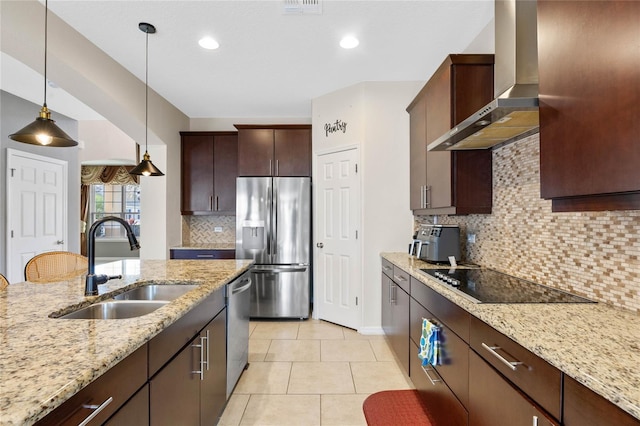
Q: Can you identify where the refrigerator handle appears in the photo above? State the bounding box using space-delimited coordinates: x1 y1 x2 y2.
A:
272 181 278 256
266 183 272 257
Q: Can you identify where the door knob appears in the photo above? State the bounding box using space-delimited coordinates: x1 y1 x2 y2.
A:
56 240 64 245
316 243 324 248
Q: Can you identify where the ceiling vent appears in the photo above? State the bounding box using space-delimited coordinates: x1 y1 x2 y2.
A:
283 0 322 15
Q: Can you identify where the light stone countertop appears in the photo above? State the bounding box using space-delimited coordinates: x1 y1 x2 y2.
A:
171 243 235 250
0 259 253 426
382 252 640 421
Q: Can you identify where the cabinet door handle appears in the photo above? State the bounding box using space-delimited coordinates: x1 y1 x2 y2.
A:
204 330 210 371
481 342 524 371
269 159 272 175
209 196 213 211
425 186 430 207
390 284 397 304
192 340 205 380
79 396 113 426
276 160 279 176
421 365 442 385
533 415 538 426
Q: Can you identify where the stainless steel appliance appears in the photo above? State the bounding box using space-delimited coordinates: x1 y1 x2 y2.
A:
413 224 461 263
420 268 594 304
235 177 311 319
226 271 252 397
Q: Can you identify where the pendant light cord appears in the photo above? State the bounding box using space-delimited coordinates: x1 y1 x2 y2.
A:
144 28 149 153
43 0 48 107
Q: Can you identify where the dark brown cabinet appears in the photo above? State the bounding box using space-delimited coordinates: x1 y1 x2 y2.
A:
150 309 227 426
104 384 149 425
469 350 558 426
538 1 640 212
407 54 494 214
235 125 311 177
180 132 238 215
564 375 640 426
381 260 410 374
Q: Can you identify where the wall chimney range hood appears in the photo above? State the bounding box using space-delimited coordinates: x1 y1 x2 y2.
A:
428 0 539 151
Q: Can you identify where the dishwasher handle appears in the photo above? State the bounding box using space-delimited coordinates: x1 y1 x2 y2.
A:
252 266 308 274
230 278 252 295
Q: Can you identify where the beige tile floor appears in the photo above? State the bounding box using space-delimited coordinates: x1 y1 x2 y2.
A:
219 319 414 426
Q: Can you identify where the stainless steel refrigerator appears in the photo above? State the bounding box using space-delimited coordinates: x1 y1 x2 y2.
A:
235 177 311 319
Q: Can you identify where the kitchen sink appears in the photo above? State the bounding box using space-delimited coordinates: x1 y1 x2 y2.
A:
113 284 199 301
58 300 168 319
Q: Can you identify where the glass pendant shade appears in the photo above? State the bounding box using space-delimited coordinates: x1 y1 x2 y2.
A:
9 0 78 147
130 22 164 177
10 105 77 147
129 151 164 176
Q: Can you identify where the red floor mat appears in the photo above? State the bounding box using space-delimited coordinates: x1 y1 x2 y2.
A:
363 389 435 426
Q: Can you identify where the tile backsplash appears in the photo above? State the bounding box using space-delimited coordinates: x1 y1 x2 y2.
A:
182 215 236 245
416 133 640 313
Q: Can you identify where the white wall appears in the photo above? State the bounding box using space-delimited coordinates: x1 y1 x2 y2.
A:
78 120 136 165
312 81 422 332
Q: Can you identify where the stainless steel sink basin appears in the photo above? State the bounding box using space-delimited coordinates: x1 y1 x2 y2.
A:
59 300 168 319
113 284 199 301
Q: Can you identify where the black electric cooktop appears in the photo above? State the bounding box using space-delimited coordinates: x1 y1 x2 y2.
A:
420 268 594 304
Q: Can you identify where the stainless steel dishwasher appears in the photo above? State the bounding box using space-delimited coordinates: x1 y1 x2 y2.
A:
226 272 252 397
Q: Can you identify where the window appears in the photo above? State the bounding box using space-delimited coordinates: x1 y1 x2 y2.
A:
90 184 140 239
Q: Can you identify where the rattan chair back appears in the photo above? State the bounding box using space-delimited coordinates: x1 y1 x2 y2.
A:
24 251 88 283
0 274 8 290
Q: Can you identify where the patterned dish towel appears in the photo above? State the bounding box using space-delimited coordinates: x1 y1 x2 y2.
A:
418 318 441 366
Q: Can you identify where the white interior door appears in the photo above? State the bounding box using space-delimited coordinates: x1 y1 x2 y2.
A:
314 147 361 329
6 149 67 283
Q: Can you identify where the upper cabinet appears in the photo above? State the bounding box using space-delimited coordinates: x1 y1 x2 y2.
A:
235 125 312 177
408 54 494 215
538 1 640 212
180 132 238 215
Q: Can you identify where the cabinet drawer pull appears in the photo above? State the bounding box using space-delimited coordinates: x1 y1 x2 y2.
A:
196 254 215 258
79 396 113 426
481 342 524 371
192 340 205 380
393 275 407 282
421 365 442 385
382 265 392 272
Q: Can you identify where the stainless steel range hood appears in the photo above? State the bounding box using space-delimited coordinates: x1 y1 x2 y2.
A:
428 0 539 151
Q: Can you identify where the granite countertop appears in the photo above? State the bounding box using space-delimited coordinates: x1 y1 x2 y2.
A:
0 258 253 426
171 243 235 250
381 252 640 421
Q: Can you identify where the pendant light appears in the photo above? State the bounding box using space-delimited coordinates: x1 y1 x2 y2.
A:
9 0 78 147
129 22 164 177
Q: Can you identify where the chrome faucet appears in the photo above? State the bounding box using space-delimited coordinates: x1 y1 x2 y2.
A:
85 216 141 296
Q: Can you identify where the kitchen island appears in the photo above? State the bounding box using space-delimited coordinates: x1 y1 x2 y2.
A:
382 252 640 423
0 259 253 426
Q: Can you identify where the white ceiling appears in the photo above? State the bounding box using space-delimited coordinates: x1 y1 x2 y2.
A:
6 0 495 120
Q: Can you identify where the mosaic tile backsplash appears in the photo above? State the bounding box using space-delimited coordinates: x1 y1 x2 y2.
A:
182 215 236 245
416 133 640 313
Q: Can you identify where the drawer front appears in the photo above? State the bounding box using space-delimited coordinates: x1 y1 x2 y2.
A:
410 298 469 408
563 376 640 426
469 316 562 420
36 345 148 426
409 341 468 426
381 258 394 278
469 350 559 426
170 249 235 260
411 277 469 342
392 266 411 293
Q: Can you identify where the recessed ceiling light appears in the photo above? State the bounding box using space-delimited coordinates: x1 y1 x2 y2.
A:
340 36 359 49
198 37 219 50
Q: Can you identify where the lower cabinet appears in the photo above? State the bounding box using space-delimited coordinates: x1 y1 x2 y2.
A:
381 260 410 373
469 350 558 426
409 340 468 426
563 376 640 426
150 308 227 426
104 384 149 425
